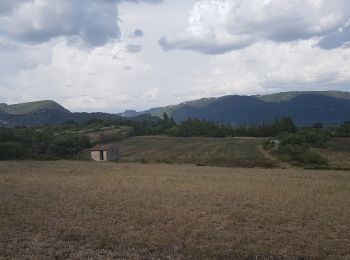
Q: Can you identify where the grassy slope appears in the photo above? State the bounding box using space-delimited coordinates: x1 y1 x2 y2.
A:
2 100 68 115
117 136 276 167
0 161 349 259
257 90 350 103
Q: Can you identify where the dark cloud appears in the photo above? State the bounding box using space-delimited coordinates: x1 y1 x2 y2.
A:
126 44 142 53
133 29 144 37
159 36 249 55
0 0 163 47
124 0 163 3
318 23 350 49
0 0 29 15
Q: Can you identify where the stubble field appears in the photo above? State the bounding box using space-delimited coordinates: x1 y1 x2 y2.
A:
0 161 349 259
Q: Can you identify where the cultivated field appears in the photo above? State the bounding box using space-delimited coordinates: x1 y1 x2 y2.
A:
1 161 349 259
116 136 277 168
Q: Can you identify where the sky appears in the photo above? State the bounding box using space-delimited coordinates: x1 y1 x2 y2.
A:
0 0 350 113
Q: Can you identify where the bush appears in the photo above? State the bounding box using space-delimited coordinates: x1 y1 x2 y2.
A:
279 130 328 147
0 128 16 142
278 132 304 145
275 129 329 167
0 142 26 160
48 134 90 159
298 130 328 146
303 151 328 166
278 144 307 164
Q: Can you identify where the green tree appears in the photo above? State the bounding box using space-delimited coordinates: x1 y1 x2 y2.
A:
0 142 25 160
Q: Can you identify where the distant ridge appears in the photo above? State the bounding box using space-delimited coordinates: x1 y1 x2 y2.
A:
256 90 350 103
0 100 126 127
121 90 350 126
0 100 69 115
1 90 350 127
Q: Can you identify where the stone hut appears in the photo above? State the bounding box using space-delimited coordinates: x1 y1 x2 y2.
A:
90 144 119 162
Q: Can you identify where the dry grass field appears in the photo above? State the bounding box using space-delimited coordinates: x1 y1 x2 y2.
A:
1 161 350 259
116 136 277 168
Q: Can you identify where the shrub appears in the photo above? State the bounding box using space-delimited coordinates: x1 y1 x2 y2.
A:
303 151 328 166
278 144 307 163
278 132 304 145
278 130 329 147
275 130 329 167
0 142 26 160
167 127 181 137
298 130 328 146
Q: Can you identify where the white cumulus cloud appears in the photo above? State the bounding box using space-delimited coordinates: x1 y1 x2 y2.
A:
160 0 350 54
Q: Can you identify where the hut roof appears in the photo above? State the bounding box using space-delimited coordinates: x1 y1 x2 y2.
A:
90 144 117 151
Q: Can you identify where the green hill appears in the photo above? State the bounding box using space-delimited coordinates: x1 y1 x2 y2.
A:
0 100 69 115
126 90 350 126
2 90 350 127
257 91 350 103
131 91 350 119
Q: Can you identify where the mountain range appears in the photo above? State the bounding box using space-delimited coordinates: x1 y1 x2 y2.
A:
120 90 350 125
1 91 350 127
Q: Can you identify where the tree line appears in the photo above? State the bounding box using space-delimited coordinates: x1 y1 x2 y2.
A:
0 112 349 161
166 116 297 138
0 127 90 160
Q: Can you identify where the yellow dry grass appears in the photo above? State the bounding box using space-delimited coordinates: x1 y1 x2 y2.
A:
0 161 349 259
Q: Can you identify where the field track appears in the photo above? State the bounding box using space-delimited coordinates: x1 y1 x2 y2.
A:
1 161 349 259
